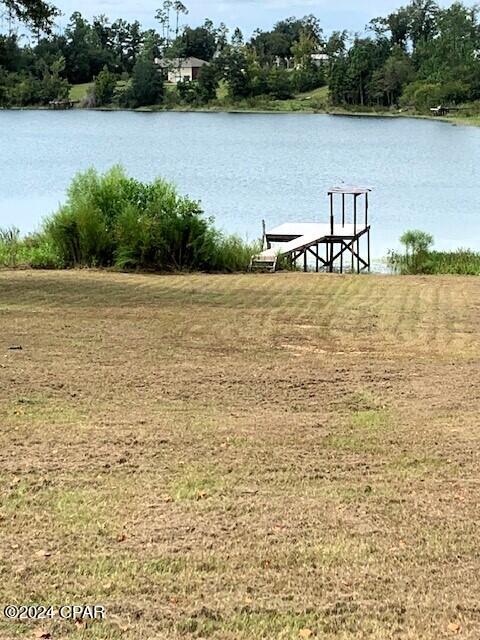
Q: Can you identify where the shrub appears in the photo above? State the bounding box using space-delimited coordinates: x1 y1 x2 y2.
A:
267 67 293 100
388 229 434 274
401 79 471 111
93 66 117 106
401 81 442 110
292 66 325 93
177 78 200 105
44 166 257 272
387 230 480 275
0 228 62 269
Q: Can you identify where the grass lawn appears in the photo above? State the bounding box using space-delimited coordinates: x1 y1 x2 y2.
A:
1 270 479 639
69 83 93 103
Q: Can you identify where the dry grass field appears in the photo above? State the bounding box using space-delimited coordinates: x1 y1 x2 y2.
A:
0 270 479 640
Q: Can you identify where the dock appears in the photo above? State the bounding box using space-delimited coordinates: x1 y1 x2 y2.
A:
49 99 77 110
429 105 460 116
250 186 371 273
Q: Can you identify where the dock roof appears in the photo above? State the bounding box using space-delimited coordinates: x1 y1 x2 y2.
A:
328 186 371 195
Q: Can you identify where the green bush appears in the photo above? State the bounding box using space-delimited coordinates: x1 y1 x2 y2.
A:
93 66 117 106
44 166 257 272
401 79 471 111
401 81 442 110
0 227 62 269
19 233 62 269
388 230 480 275
267 67 293 100
292 66 325 93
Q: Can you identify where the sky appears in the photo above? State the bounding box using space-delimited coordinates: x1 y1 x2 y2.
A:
26 0 449 38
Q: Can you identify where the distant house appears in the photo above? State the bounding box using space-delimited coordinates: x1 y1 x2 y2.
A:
311 53 329 67
155 57 209 83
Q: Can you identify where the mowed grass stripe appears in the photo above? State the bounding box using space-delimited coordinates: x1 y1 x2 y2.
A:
1 271 480 639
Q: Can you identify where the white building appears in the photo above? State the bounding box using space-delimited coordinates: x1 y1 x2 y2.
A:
155 57 209 83
311 53 330 67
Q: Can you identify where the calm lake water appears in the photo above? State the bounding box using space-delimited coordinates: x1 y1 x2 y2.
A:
1 110 480 258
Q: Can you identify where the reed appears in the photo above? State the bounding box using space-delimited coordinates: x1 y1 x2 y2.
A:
0 227 61 269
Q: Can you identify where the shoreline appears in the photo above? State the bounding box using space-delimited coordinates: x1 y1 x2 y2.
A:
2 103 473 127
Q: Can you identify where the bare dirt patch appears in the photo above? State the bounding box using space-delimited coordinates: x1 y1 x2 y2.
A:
0 270 479 639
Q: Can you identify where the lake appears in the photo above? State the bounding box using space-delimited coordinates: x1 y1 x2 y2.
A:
1 110 480 259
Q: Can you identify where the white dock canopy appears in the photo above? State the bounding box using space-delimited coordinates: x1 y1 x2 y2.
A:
328 186 372 195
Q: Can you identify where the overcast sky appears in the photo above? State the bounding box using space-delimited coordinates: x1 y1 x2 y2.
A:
29 0 449 37
0 0 454 38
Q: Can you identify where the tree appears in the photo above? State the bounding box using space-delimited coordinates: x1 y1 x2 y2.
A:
408 0 439 51
37 54 70 103
267 67 293 99
173 0 188 38
250 30 291 64
94 65 116 105
291 30 316 69
175 26 217 61
129 55 164 107
0 34 24 72
1 0 59 34
64 12 105 83
374 47 415 105
215 22 229 51
221 49 251 100
325 30 348 57
197 62 219 102
110 19 140 73
231 27 244 49
155 0 173 46
292 30 325 92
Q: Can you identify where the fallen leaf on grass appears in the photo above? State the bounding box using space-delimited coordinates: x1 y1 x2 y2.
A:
448 622 461 634
299 628 314 638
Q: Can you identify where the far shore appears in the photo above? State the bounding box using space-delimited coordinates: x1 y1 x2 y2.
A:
1 103 477 127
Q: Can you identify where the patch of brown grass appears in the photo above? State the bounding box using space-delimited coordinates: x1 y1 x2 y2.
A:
0 270 479 639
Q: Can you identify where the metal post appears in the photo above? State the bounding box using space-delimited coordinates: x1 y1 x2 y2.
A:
353 194 357 235
342 193 345 227
316 243 319 273
365 192 369 228
367 228 371 272
304 250 307 273
329 192 334 235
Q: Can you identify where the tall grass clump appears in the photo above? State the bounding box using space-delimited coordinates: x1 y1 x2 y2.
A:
388 229 480 275
44 166 256 272
0 227 61 269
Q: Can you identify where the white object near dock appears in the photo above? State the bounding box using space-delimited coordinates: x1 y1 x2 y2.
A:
250 187 372 273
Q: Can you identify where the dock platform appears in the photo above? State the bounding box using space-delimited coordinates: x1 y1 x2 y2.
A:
250 186 372 273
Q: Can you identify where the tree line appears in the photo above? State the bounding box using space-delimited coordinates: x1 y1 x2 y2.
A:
1 0 480 111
